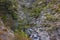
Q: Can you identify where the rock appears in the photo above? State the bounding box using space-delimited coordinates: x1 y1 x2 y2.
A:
0 19 15 40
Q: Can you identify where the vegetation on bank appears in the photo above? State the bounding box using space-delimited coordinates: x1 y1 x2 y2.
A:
0 0 60 40
0 0 30 40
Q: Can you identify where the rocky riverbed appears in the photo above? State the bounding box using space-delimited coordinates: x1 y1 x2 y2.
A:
17 0 60 40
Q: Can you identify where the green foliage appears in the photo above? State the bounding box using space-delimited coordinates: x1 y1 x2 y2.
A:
0 0 18 20
11 12 18 20
22 0 47 18
45 13 58 22
30 7 41 18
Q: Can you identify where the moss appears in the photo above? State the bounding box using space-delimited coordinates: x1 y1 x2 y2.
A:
15 30 31 40
2 16 7 22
